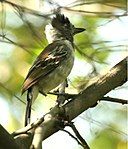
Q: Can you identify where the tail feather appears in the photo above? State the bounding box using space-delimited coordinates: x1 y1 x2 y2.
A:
25 89 32 126
24 86 39 126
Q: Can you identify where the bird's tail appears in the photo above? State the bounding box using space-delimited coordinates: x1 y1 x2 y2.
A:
24 87 38 126
25 88 32 126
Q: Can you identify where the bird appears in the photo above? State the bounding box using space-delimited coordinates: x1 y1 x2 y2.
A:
21 13 85 126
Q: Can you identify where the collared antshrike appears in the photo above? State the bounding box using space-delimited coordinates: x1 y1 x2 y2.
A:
21 13 85 126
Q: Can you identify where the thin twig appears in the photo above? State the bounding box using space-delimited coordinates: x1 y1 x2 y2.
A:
100 96 128 104
0 34 34 55
80 115 127 137
66 122 90 149
75 44 108 64
1 2 6 37
12 113 47 136
60 129 83 147
4 0 51 18
49 92 128 105
61 6 127 17
13 6 45 48
0 82 26 106
66 1 125 10
48 91 77 100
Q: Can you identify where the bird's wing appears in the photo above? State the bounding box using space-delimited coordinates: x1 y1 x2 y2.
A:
21 42 69 94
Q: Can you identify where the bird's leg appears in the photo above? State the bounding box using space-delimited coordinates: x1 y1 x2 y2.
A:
53 88 59 94
53 79 68 93
65 79 68 87
56 79 67 105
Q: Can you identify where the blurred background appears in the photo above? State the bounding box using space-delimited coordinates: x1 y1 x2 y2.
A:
0 0 127 149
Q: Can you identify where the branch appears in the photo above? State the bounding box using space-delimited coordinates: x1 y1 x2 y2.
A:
13 57 127 148
100 96 127 104
3 0 51 18
60 129 84 147
65 57 127 120
66 122 90 149
61 7 127 17
0 124 19 149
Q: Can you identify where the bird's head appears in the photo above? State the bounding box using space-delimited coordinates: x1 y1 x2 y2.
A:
52 14 85 42
45 14 85 43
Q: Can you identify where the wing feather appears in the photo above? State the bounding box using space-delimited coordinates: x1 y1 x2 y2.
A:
22 42 68 94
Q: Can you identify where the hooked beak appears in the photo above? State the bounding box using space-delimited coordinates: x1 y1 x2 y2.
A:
74 27 85 35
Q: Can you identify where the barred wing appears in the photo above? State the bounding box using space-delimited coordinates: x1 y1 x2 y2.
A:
22 42 68 94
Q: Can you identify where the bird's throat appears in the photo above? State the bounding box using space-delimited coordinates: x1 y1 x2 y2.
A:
45 24 69 43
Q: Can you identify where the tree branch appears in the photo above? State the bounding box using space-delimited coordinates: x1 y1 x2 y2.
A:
100 96 127 104
13 57 127 148
67 122 90 149
61 7 127 17
0 57 126 149
0 124 19 149
64 57 127 121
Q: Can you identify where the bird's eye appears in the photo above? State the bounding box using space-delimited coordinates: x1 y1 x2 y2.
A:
72 25 75 28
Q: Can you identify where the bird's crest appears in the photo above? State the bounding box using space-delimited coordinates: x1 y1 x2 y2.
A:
52 14 70 28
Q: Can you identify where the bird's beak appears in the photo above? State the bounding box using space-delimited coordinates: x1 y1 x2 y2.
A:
74 27 85 35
